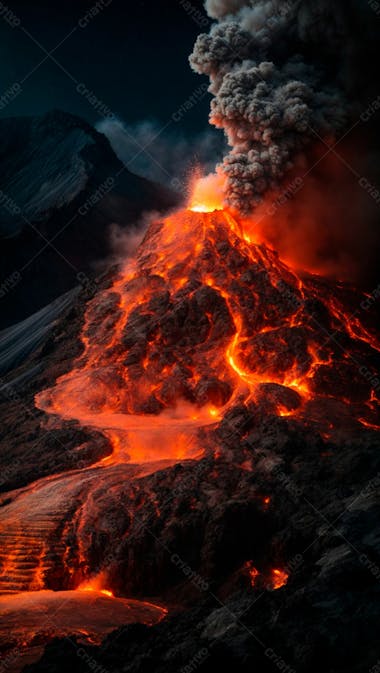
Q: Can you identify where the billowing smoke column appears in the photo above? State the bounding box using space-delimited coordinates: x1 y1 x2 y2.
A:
190 0 367 212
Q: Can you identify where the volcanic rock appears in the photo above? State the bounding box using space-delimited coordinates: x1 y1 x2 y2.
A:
0 208 379 673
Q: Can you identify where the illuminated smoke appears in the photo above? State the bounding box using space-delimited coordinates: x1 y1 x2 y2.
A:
190 1 371 212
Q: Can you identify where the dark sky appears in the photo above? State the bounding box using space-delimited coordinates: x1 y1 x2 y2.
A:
0 0 211 133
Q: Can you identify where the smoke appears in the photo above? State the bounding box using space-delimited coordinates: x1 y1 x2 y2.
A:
97 118 224 189
205 0 248 18
245 138 380 285
190 1 377 213
107 222 147 262
106 209 164 265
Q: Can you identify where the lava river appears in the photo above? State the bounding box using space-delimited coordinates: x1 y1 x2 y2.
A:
36 203 380 439
0 196 379 668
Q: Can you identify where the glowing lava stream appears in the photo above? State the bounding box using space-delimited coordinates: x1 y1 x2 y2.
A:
36 187 380 455
0 589 168 661
1 182 378 606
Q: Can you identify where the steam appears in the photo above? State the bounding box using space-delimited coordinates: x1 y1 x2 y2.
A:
97 118 223 189
107 211 160 264
189 1 372 213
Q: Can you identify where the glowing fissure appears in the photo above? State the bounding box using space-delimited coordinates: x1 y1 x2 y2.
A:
1 186 379 603
246 563 289 590
36 201 380 452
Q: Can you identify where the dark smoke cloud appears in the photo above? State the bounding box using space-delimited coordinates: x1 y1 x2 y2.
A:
190 1 377 213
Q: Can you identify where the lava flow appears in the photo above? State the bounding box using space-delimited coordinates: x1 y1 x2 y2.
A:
0 180 379 646
36 183 380 445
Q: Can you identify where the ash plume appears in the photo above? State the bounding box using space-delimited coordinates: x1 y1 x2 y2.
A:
190 0 376 213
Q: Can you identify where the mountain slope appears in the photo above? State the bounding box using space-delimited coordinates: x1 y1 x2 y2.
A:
0 207 379 673
0 110 179 327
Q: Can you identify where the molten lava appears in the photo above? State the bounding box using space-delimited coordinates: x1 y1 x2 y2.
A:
0 589 167 664
245 562 289 590
0 183 379 650
189 172 225 212
36 201 380 448
271 568 289 590
246 562 260 587
78 576 114 597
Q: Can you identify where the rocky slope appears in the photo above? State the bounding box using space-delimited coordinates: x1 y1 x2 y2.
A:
0 208 379 672
0 110 179 327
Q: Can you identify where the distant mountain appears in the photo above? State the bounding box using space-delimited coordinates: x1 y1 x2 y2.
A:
0 110 180 326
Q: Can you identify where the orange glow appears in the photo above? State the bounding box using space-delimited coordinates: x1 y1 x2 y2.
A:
358 418 380 431
271 568 289 589
0 182 375 608
36 203 380 469
80 587 114 598
188 172 225 212
245 563 289 590
245 562 260 587
78 576 114 597
0 590 167 654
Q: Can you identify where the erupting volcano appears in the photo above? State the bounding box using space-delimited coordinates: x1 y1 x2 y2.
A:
1 177 379 669
26 180 378 599
0 2 379 671
37 185 380 443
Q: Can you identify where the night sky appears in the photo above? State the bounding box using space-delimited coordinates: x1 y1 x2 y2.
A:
0 0 211 134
